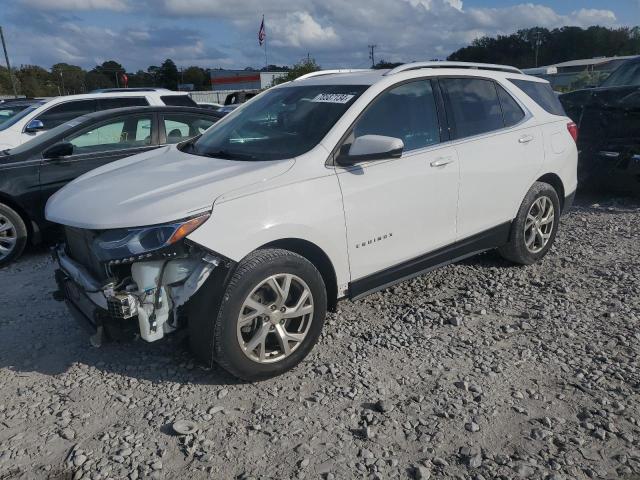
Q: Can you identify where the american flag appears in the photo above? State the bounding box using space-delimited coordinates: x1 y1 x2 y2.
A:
258 15 266 46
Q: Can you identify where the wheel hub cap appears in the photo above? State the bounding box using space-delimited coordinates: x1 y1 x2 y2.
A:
524 196 555 254
0 214 17 260
237 273 314 364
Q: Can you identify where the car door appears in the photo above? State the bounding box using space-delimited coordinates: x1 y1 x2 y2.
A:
39 113 157 209
439 77 544 239
334 79 460 286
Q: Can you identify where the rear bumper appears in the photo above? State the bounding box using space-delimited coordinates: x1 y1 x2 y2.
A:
578 149 640 193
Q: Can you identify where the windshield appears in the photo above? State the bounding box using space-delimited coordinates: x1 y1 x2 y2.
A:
0 103 44 131
601 61 640 88
0 104 33 123
189 85 367 161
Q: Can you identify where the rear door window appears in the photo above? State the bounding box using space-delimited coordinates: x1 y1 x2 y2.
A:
160 95 197 107
352 79 441 152
440 78 504 139
508 79 566 116
162 113 217 144
496 84 525 127
35 100 97 130
98 97 149 110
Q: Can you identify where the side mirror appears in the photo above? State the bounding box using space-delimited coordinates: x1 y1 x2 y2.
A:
43 142 74 159
337 135 404 166
25 119 44 133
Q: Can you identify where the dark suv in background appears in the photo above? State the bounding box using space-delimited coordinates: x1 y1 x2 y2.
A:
560 56 640 194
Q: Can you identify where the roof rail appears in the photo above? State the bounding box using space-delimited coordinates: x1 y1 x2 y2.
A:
385 61 523 76
294 69 370 81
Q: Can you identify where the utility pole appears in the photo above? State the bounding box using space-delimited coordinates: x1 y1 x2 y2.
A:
0 26 18 98
368 44 377 68
534 31 542 67
58 70 65 95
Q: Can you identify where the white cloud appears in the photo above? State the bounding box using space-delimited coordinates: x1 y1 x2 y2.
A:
269 12 340 49
572 8 617 26
20 0 130 11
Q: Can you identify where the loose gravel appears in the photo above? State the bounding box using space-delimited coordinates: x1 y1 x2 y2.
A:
0 194 639 480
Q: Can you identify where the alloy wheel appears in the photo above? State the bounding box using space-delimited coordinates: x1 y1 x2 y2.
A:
524 196 555 254
0 214 17 260
237 273 314 363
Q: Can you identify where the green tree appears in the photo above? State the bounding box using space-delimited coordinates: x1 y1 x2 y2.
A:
181 66 208 90
15 65 57 96
274 58 321 84
51 63 86 94
157 59 179 90
0 66 20 96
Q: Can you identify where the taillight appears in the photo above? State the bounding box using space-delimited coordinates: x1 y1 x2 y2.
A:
567 122 578 143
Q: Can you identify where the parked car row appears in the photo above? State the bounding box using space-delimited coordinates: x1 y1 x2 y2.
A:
0 90 223 265
0 89 197 150
44 62 578 380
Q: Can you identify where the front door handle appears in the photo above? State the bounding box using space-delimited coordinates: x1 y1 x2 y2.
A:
430 156 454 168
518 135 534 144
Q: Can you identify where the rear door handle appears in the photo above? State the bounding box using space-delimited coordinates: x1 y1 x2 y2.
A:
430 156 454 168
518 135 534 144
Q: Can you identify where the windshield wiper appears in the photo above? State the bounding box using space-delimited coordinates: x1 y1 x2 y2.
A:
204 149 257 161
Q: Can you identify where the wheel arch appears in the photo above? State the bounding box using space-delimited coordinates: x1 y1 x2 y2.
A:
536 173 565 210
0 192 39 244
260 238 339 312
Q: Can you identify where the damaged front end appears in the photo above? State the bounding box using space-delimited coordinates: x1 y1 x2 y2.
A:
53 214 227 346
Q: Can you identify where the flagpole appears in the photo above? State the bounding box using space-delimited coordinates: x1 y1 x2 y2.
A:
264 15 268 69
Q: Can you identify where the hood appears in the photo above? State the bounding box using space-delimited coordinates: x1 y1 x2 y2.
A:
46 144 295 229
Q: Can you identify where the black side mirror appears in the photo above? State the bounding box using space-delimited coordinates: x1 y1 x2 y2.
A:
25 119 44 133
43 142 74 159
337 135 404 166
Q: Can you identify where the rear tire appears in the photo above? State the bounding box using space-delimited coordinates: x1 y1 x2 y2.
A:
0 203 28 267
499 182 560 265
207 249 327 381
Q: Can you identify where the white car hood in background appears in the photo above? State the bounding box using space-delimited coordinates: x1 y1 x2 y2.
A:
46 145 295 229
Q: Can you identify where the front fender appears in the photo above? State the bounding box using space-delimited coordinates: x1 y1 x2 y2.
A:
187 173 350 287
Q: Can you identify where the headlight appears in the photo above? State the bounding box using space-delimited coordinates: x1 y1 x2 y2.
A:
92 214 210 263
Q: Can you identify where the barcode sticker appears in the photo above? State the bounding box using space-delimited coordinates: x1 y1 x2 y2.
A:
311 93 355 104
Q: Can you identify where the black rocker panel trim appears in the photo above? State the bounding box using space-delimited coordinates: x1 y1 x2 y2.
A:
348 221 512 300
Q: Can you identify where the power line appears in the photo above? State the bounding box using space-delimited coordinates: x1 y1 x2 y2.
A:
368 44 377 68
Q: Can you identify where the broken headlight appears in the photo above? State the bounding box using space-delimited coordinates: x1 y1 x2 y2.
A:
92 214 210 263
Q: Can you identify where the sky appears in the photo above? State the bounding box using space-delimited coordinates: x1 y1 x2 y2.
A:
0 0 638 71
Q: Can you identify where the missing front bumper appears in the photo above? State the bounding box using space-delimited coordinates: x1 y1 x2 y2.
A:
53 246 221 345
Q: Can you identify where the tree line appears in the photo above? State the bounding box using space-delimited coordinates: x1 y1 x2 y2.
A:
447 26 640 68
0 58 291 97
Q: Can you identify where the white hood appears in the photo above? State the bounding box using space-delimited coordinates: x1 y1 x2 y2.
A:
46 145 295 229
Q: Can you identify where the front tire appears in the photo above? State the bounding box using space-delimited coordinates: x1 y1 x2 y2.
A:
0 203 28 267
211 249 327 381
499 182 560 265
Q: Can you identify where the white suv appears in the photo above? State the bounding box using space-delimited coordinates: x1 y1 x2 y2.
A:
0 89 196 149
46 62 578 380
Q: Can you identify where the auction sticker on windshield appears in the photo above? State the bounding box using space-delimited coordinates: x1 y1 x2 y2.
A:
311 93 355 104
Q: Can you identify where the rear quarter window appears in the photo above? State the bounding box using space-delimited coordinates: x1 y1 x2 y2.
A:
509 79 566 116
160 95 197 107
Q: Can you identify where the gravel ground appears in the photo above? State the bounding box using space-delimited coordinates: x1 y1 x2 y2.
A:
1 193 639 480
